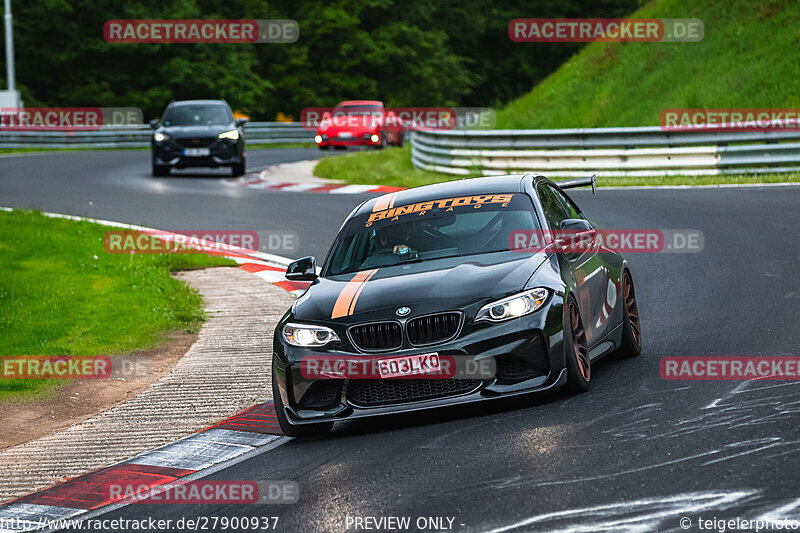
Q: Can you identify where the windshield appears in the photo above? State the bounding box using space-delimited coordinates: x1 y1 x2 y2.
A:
324 193 540 276
334 105 383 116
161 104 232 126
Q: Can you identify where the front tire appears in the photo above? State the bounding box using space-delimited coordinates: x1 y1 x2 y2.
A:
152 163 169 177
272 369 333 438
231 161 245 177
563 296 590 394
615 270 642 358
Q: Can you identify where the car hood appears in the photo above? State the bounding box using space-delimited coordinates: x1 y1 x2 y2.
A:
294 252 549 323
160 125 235 138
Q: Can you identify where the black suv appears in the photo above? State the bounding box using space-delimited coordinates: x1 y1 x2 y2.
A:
150 100 246 177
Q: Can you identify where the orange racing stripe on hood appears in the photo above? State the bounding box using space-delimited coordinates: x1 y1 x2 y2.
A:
331 269 379 319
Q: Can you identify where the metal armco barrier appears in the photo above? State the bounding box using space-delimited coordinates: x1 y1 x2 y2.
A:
410 126 800 177
0 122 314 149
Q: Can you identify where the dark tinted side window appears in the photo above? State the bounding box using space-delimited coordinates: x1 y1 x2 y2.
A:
550 185 580 220
537 184 569 229
537 183 582 229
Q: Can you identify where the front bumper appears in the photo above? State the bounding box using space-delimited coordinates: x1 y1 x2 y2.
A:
315 131 381 147
152 138 243 168
273 296 567 426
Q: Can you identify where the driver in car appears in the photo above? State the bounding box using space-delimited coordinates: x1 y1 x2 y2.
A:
375 225 411 255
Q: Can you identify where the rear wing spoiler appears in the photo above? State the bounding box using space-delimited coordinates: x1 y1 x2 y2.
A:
555 175 596 194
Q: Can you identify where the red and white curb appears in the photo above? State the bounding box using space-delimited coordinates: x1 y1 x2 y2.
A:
0 209 301 531
230 174 405 195
0 406 285 531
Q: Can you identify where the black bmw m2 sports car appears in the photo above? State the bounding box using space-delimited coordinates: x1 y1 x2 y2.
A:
272 174 642 437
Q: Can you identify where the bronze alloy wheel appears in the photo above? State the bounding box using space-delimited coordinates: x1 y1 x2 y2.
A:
569 300 590 382
623 272 641 350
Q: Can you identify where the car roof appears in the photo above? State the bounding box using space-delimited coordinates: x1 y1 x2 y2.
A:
355 174 546 217
336 100 383 107
168 100 229 107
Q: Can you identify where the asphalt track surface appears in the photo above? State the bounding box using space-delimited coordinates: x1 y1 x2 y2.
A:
2 149 800 532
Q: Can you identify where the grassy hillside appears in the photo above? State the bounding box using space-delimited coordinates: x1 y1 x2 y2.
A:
496 0 800 128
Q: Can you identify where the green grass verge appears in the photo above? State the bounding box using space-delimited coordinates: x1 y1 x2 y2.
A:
313 145 476 188
0 210 235 401
595 173 800 187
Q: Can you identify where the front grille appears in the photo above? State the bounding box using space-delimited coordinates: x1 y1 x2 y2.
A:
407 312 461 346
176 137 215 148
348 378 481 407
349 322 403 352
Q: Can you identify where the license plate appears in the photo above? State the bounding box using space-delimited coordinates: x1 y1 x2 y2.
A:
338 132 353 138
377 353 440 379
183 148 210 157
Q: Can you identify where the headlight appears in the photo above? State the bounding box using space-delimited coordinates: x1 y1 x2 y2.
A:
474 288 549 323
283 323 340 347
314 135 323 143
153 132 168 142
370 134 380 143
218 129 239 140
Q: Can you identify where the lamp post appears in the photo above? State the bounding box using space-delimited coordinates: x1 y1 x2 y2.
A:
4 0 14 92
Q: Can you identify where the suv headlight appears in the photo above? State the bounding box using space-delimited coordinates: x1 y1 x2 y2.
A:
475 288 549 323
283 323 340 347
218 129 239 140
153 132 168 143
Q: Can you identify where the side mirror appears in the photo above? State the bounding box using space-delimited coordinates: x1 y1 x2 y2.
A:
286 256 317 281
149 119 159 129
235 118 248 127
560 219 593 232
555 219 594 250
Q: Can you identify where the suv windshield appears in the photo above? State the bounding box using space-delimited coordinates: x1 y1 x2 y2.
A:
162 104 232 127
324 192 540 276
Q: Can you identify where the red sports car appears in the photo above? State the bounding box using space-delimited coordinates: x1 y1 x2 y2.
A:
315 100 404 150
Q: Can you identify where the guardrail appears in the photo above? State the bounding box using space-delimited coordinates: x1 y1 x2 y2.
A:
0 122 314 149
410 126 800 177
